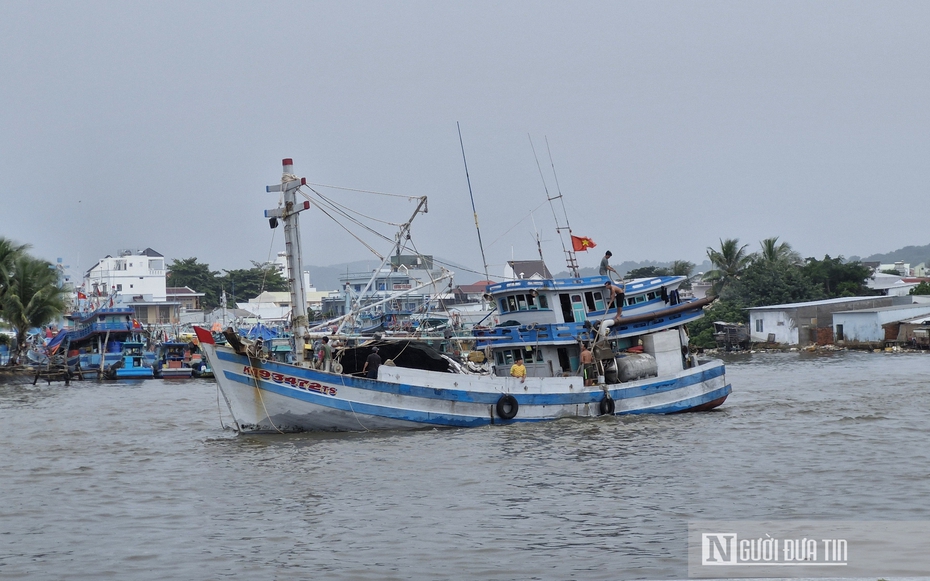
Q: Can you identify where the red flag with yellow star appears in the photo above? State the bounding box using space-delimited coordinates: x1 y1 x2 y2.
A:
571 235 596 251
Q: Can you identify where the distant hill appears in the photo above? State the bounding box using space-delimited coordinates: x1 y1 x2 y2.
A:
855 243 930 266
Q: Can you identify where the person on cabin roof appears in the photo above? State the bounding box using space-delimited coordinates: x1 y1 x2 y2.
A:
510 357 526 383
363 346 381 379
605 281 625 322
580 343 596 386
599 251 618 277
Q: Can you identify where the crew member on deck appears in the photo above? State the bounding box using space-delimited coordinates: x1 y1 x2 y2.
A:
510 357 526 383
580 343 596 386
363 346 381 379
605 281 626 322
599 250 618 278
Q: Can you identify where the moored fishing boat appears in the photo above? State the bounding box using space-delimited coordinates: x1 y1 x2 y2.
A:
154 341 193 379
197 159 730 433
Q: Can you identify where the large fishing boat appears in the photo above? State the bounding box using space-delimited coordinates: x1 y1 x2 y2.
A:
64 306 155 379
196 159 730 432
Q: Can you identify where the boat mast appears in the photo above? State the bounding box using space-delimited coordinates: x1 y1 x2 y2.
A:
457 122 490 282
530 136 580 278
265 158 311 365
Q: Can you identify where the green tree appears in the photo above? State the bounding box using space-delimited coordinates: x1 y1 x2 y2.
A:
221 264 288 304
705 238 754 295
758 236 802 265
0 237 30 319
626 265 668 279
0 255 68 364
724 259 824 307
686 299 747 349
801 255 873 298
167 257 221 309
909 281 930 295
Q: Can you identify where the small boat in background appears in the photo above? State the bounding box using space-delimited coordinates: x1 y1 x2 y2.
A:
104 340 155 379
154 341 193 379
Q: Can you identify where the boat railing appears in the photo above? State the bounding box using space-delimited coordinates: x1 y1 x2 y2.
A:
68 322 132 342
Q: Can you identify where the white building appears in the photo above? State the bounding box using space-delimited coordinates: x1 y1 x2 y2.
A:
747 296 898 346
83 248 167 301
82 248 181 325
866 273 919 297
833 304 930 344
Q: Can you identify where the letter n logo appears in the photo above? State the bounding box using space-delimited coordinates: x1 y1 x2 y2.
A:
702 533 737 565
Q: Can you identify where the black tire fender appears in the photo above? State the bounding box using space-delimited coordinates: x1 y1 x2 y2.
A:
599 395 615 416
496 394 519 420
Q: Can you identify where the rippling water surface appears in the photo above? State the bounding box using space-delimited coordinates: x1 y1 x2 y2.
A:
2 351 929 580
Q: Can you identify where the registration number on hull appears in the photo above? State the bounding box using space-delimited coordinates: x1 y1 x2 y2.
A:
243 366 338 396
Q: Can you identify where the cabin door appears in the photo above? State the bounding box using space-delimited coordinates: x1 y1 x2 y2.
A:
570 294 586 323
559 294 574 323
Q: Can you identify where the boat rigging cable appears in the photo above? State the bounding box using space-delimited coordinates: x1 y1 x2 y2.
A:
530 135 580 278
457 122 491 282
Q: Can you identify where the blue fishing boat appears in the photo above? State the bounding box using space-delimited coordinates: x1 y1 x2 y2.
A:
64 307 155 379
197 159 730 433
104 340 155 379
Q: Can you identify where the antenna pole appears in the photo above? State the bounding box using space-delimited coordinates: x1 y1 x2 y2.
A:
457 123 491 282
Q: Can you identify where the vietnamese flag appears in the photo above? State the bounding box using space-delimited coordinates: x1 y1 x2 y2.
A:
571 235 596 251
77 291 87 299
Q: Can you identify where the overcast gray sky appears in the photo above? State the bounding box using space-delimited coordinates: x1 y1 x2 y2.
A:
3 1 929 284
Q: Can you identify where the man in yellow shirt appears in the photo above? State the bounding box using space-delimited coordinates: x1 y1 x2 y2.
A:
510 357 526 383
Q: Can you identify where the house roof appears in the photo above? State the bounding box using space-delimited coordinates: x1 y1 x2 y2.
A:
834 304 930 315
747 296 882 311
507 260 552 279
455 280 496 293
166 286 204 296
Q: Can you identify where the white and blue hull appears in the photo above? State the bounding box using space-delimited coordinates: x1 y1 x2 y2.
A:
202 342 730 432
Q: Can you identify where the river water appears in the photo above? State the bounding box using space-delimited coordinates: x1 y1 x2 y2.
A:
2 351 929 580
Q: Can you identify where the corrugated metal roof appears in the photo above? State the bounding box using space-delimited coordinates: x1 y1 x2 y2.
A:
747 296 875 311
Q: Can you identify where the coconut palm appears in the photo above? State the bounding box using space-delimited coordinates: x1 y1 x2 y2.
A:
759 236 802 265
0 237 30 314
0 255 67 364
705 238 753 295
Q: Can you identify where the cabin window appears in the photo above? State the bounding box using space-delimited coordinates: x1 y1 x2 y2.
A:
526 294 537 310
647 291 656 300
516 295 528 311
538 295 548 309
507 296 518 312
378 283 385 290
583 291 606 312
499 299 508 313
354 285 362 292
116 284 122 291
755 319 763 332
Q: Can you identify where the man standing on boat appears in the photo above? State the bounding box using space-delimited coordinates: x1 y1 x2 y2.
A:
319 336 332 372
599 251 618 278
363 346 381 379
580 343 596 386
510 357 526 383
605 281 625 322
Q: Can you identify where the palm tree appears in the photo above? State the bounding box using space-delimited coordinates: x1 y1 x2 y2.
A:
0 255 67 364
0 237 30 317
705 238 753 295
759 236 802 265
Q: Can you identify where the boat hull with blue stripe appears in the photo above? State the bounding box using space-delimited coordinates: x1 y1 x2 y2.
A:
196 325 730 433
